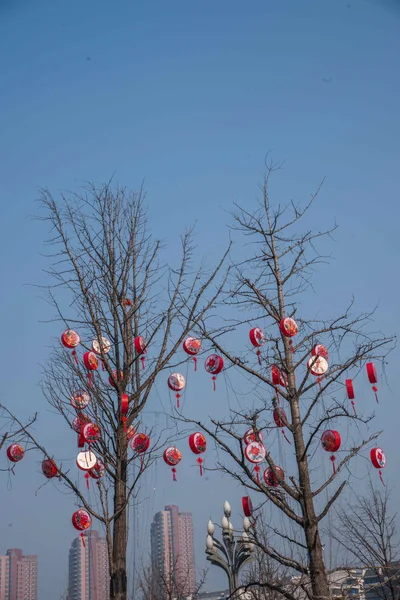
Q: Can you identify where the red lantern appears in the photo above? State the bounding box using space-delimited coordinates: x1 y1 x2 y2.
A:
130 433 150 453
345 379 357 416
121 298 132 308
163 446 182 481
72 414 90 432
311 344 328 360
242 496 253 517
188 432 206 476
249 327 265 365
78 432 85 448
204 354 224 391
83 352 98 388
245 441 266 483
308 356 328 388
121 394 128 432
70 390 90 410
366 362 379 403
168 373 186 408
271 365 286 403
42 458 58 479
109 370 124 388
92 337 111 355
134 336 147 369
82 423 101 444
279 317 298 352
7 444 24 463
89 459 106 480
370 447 386 485
72 509 91 547
244 429 263 445
264 466 284 487
273 408 291 444
61 329 80 364
76 451 97 471
183 337 202 371
321 430 341 473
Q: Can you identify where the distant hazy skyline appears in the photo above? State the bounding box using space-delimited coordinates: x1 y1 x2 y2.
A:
0 0 399 598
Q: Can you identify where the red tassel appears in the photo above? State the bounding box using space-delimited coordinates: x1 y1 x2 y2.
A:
193 356 197 371
254 465 260 484
172 467 177 482
140 356 145 370
87 372 93 388
122 416 127 432
281 429 291 445
289 340 295 353
80 533 86 547
176 393 180 409
351 400 357 417
85 472 90 489
212 376 216 391
101 361 105 371
373 386 379 403
379 469 385 486
72 350 78 365
256 349 262 366
197 457 203 476
330 454 336 474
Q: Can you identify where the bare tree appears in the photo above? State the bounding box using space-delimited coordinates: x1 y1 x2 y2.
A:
334 485 400 600
138 556 207 600
182 160 393 600
3 182 228 600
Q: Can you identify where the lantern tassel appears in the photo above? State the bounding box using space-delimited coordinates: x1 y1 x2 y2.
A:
254 465 260 484
351 400 357 417
176 393 180 409
193 356 197 372
80 533 86 548
72 350 78 365
379 470 385 486
212 376 216 391
330 454 336 474
140 356 145 370
85 472 90 489
87 372 93 388
373 386 379 403
172 467 177 482
256 349 262 366
197 457 203 476
281 429 291 445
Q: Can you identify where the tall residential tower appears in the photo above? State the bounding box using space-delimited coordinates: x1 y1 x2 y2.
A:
68 530 109 600
0 549 37 600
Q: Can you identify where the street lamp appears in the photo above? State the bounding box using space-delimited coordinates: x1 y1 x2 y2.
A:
205 500 255 599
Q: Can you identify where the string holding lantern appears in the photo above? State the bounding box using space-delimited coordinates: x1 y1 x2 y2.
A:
249 327 265 366
130 433 150 472
70 390 90 411
321 430 341 473
134 336 147 369
109 370 124 388
92 336 111 370
308 356 329 389
370 447 386 486
72 509 92 547
167 373 186 409
243 429 263 445
366 362 379 403
83 352 99 388
183 337 202 371
120 394 129 432
42 458 58 479
264 465 285 487
345 379 357 416
188 432 207 476
311 344 328 360
204 354 224 391
163 446 182 481
273 407 291 445
279 317 298 352
7 444 24 473
61 329 80 365
245 441 266 484
242 496 253 518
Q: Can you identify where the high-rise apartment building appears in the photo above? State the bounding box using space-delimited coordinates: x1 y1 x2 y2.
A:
0 549 37 600
68 530 109 600
150 505 195 597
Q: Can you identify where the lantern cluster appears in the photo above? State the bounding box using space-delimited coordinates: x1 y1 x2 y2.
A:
162 432 207 481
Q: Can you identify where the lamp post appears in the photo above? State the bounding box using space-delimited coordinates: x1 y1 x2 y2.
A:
205 500 255 599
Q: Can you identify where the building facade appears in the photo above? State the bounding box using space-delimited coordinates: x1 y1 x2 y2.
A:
150 505 196 597
0 549 37 600
68 530 109 600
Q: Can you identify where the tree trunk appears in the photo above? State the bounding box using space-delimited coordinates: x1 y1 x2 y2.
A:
110 430 128 600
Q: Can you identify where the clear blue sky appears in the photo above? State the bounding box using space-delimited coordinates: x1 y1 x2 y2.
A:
0 0 399 597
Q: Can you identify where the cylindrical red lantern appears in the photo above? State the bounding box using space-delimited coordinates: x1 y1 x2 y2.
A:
264 466 284 487
168 373 186 408
183 337 202 371
82 423 101 444
163 446 182 481
42 458 58 479
204 354 224 391
366 362 379 403
242 496 253 517
7 444 24 463
345 379 357 416
70 390 90 410
370 447 386 485
249 327 265 365
311 344 328 360
76 450 97 471
92 337 111 355
273 408 291 444
321 430 341 473
134 336 147 369
121 394 129 431
188 432 206 476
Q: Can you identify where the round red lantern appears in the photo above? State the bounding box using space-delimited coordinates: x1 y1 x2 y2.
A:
42 458 58 479
366 362 379 403
72 509 91 531
61 330 80 349
89 459 106 480
7 444 24 463
321 430 341 473
168 373 186 408
279 318 298 352
308 356 328 377
109 370 124 388
76 451 97 471
72 414 90 432
189 432 206 476
204 354 224 391
273 408 291 444
92 337 111 355
245 442 266 464
370 447 386 485
242 496 253 517
243 429 263 445
163 446 182 481
83 352 98 388
249 327 265 365
311 344 328 359
134 336 147 369
130 433 150 453
345 379 357 416
82 423 101 444
70 390 90 410
183 337 202 371
264 466 284 487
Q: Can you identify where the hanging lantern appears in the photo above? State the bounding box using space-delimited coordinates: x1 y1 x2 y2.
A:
130 433 150 453
345 379 357 416
72 414 90 433
72 509 92 546
76 451 97 471
370 447 386 485
308 356 328 388
273 408 291 444
109 370 124 388
83 352 99 388
89 459 106 480
271 364 286 403
77 432 85 449
366 362 379 403
249 327 265 365
183 337 202 371
82 423 101 444
61 330 80 364
121 298 132 308
92 337 111 355
134 336 147 369
321 430 341 473
243 429 263 445
121 394 129 432
163 447 182 481
245 441 266 484
311 344 328 360
42 458 58 479
168 373 186 408
204 354 224 391
7 444 24 463
279 317 298 352
188 432 206 476
264 465 285 487
70 390 90 411
242 496 253 518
